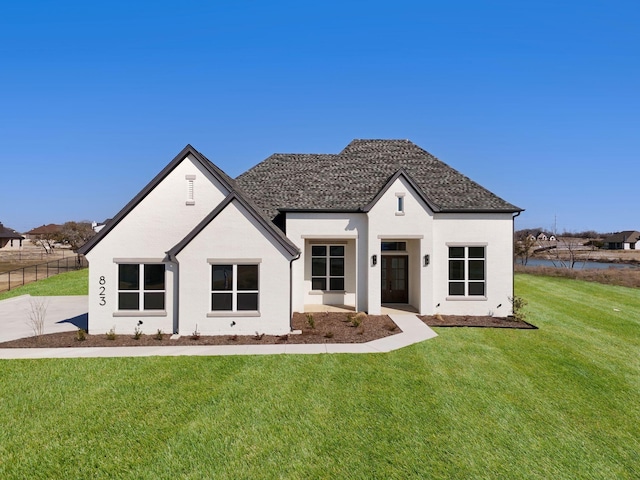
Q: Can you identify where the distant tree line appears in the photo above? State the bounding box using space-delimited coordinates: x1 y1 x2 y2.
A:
515 228 611 239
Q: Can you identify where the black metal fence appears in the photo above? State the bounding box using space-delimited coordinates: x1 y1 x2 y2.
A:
0 255 88 293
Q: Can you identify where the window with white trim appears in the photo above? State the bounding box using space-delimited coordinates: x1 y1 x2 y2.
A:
118 264 166 310
448 246 485 296
311 245 345 291
395 193 405 215
211 264 259 311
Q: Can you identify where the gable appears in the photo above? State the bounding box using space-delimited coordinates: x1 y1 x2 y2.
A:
362 168 439 214
168 192 299 260
79 145 234 256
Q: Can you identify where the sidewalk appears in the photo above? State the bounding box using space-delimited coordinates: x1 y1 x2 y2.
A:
0 296 437 359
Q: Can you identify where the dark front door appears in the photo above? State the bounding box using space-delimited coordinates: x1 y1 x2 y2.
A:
381 255 408 303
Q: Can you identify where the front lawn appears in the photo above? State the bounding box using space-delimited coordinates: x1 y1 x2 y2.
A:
0 274 638 478
0 268 88 301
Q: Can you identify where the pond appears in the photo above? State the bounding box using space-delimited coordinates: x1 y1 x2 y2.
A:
519 258 639 270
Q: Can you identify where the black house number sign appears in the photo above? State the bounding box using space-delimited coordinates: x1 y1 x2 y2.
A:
99 276 106 306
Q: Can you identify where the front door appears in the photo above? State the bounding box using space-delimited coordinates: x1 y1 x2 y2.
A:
381 255 408 303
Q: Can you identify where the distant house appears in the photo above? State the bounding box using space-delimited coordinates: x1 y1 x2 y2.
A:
0 223 24 249
25 224 61 241
533 232 556 241
602 231 640 250
92 219 111 234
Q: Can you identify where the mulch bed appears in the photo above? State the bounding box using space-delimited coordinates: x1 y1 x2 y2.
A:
0 312 400 348
421 315 537 329
0 313 538 349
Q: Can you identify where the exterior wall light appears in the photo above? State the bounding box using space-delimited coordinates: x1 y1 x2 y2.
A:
423 254 430 266
372 254 377 266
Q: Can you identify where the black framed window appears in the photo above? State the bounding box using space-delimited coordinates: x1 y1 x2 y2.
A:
448 246 485 296
381 241 407 251
311 245 345 291
118 263 165 310
211 264 259 312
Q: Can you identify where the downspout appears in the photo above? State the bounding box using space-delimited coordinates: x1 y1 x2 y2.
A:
512 211 522 314
166 252 179 335
289 251 301 332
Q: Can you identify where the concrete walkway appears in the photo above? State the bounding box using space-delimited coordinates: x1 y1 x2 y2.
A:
0 295 87 342
0 295 437 359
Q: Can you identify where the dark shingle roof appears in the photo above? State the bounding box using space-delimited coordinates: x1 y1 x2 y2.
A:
603 231 640 243
235 139 521 219
27 224 61 235
0 223 24 239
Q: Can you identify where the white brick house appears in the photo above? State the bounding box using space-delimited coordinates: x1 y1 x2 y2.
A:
79 140 522 335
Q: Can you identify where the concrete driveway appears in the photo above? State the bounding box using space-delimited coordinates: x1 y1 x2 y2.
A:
0 295 88 343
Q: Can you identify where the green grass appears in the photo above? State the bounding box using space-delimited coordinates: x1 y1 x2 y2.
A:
0 274 638 479
0 268 88 301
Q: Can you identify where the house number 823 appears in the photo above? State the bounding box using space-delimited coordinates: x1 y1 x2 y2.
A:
99 276 106 306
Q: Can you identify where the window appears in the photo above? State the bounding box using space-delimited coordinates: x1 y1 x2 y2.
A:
381 241 407 251
118 264 165 310
311 245 344 291
395 193 405 215
211 264 259 312
448 246 485 296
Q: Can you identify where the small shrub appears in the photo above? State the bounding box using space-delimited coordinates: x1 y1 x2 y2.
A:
384 321 397 332
27 298 48 341
76 328 87 341
133 320 143 339
106 326 116 340
191 324 201 340
305 313 315 329
254 332 265 340
357 325 365 335
324 331 334 339
154 329 164 341
509 295 528 322
350 312 366 328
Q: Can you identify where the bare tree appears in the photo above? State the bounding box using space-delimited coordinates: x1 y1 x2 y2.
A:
32 232 58 254
547 236 595 269
514 232 537 265
57 221 96 251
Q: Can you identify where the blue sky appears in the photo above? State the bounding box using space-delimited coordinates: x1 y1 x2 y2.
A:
1 0 638 234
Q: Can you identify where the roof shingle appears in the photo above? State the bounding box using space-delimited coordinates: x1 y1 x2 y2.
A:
0 223 24 240
236 139 521 219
